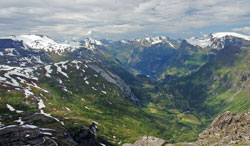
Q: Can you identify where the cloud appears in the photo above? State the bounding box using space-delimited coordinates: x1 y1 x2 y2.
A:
0 0 250 40
233 27 250 34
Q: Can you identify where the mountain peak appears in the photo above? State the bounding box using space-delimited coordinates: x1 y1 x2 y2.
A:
0 34 74 54
134 36 175 47
84 37 103 46
211 32 250 40
186 32 250 48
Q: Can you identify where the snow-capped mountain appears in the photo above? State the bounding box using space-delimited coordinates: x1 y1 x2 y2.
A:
186 32 250 48
134 36 176 48
0 34 108 67
0 35 76 54
0 38 52 67
0 34 106 55
81 38 104 51
105 36 177 48
0 60 137 102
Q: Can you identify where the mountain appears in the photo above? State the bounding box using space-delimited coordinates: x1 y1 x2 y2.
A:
142 32 250 126
165 36 250 115
186 32 250 49
98 36 211 79
1 32 250 145
117 32 250 145
98 36 182 79
99 32 250 80
0 34 110 67
0 38 51 67
0 34 205 145
1 35 74 54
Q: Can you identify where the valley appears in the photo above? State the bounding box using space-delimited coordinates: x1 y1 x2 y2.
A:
0 32 250 145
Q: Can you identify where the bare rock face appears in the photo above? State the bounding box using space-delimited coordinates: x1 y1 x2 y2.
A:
0 114 102 146
88 63 138 102
123 136 166 146
0 114 77 146
166 110 250 146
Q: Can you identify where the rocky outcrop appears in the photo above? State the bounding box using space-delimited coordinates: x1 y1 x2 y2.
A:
123 136 166 146
0 114 105 146
89 63 138 102
166 110 250 146
0 114 77 146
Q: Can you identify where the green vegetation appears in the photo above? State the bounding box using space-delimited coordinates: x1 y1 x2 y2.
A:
1 39 250 145
0 61 203 145
99 40 217 80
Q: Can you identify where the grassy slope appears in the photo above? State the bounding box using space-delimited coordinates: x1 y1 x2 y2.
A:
162 43 250 121
0 60 203 145
106 60 203 143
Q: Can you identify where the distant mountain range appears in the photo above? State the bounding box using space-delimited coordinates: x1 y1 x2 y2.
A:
97 32 250 79
0 32 250 145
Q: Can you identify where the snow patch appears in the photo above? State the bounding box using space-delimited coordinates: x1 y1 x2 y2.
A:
57 78 63 84
72 60 81 69
5 48 16 56
40 110 64 125
6 104 15 111
40 131 52 135
55 62 69 78
65 107 71 112
22 124 38 129
16 110 23 113
186 37 212 48
101 91 107 94
45 65 53 77
15 117 24 125
24 88 34 97
92 87 97 90
38 99 46 109
212 32 250 40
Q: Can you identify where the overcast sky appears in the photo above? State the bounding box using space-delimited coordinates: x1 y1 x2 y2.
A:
0 0 250 40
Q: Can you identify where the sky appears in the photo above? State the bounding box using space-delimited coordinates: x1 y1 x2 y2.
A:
0 0 250 41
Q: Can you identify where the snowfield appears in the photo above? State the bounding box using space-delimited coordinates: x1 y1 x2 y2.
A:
186 32 250 48
0 34 105 54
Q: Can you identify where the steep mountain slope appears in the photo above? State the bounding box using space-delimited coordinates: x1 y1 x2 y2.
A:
161 34 250 116
1 32 250 145
0 34 204 145
99 36 181 79
121 33 250 146
0 60 203 145
99 36 215 80
99 32 250 80
0 38 51 66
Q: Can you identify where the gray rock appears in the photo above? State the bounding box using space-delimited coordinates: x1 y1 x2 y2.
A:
89 63 138 102
170 110 250 146
123 136 166 146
